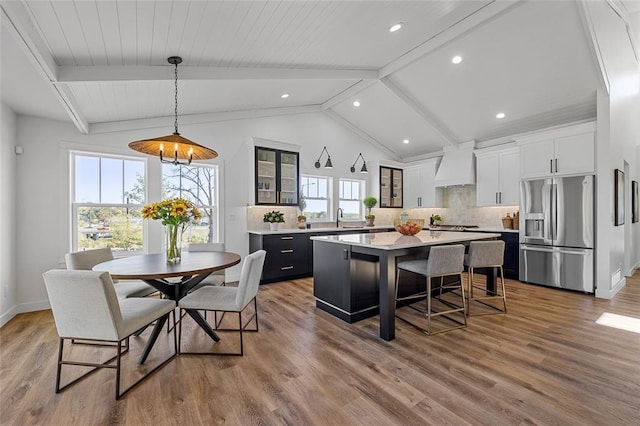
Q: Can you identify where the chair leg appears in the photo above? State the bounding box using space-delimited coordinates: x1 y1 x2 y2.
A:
115 338 122 400
459 273 467 328
238 312 244 356
426 276 432 335
55 338 64 393
500 266 507 313
254 298 259 332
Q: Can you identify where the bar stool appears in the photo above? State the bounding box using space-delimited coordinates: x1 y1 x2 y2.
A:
394 244 467 335
465 240 507 316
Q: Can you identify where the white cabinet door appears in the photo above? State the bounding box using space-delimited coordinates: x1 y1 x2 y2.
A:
554 132 594 176
520 139 554 179
420 162 440 207
403 168 421 208
499 149 520 205
476 153 500 206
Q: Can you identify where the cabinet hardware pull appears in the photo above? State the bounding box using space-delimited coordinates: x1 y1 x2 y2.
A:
280 266 294 270
550 159 553 174
280 236 293 240
555 158 558 173
280 249 294 253
496 192 499 204
499 192 502 204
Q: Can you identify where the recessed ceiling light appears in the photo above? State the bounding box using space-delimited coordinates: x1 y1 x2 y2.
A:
403 139 410 144
451 55 462 64
353 101 360 107
389 23 403 33
281 93 289 99
496 112 506 119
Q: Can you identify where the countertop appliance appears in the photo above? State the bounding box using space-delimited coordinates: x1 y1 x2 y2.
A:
519 175 594 293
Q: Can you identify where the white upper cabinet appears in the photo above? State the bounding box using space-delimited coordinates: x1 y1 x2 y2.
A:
403 159 441 208
475 147 520 206
517 122 595 179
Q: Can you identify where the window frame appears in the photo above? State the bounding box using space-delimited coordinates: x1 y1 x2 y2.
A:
300 174 332 221
338 178 366 220
70 151 146 256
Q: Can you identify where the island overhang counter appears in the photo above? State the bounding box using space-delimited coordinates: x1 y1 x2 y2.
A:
311 230 501 341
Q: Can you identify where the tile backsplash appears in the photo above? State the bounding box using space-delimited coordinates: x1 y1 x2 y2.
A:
246 186 519 230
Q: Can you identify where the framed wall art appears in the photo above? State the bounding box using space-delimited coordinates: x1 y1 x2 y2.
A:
614 169 624 226
632 180 638 224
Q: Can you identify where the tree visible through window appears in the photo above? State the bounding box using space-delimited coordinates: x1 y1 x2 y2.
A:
162 164 219 243
72 153 144 254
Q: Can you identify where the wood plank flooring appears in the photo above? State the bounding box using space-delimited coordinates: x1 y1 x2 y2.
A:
1 272 639 425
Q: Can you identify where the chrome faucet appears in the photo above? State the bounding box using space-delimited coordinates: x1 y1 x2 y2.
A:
336 208 343 228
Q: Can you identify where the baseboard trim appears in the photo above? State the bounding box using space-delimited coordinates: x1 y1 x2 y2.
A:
595 277 626 299
0 306 18 328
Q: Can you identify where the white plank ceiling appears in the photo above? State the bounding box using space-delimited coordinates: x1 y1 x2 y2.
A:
1 0 626 159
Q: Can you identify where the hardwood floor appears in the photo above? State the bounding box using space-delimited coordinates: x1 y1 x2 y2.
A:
1 273 639 425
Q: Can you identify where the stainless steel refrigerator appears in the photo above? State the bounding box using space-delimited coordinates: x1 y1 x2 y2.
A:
519 175 594 293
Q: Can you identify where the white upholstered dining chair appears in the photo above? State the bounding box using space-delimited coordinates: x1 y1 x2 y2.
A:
177 250 266 356
43 269 177 400
187 243 226 289
65 248 156 299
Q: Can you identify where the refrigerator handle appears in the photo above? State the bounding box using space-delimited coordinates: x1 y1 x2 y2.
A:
551 183 558 241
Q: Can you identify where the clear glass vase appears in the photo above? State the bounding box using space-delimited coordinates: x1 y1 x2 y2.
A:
164 224 183 263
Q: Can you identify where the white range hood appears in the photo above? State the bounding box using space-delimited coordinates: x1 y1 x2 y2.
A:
434 141 476 187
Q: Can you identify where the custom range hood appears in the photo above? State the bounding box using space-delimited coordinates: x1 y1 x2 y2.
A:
434 141 476 187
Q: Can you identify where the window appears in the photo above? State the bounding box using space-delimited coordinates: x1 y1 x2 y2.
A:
72 153 145 254
162 163 219 243
339 179 365 219
300 175 330 219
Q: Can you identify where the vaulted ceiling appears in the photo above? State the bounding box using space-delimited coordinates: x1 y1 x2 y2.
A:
1 0 633 161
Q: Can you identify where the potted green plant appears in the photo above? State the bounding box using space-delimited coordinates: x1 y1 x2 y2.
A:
263 210 285 231
363 196 378 227
430 214 442 227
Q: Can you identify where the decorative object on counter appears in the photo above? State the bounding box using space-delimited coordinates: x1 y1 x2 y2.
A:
263 210 285 231
614 169 624 226
129 57 218 165
142 198 202 263
314 146 333 169
363 196 378 227
632 181 638 223
393 218 425 236
501 213 514 229
429 214 442 227
350 153 368 174
512 211 520 230
297 215 307 229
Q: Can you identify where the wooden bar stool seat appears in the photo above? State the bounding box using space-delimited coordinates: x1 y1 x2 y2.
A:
465 240 507 316
394 244 467 335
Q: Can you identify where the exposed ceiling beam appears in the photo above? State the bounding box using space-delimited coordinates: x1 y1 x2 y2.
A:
378 0 523 78
89 105 323 134
1 3 89 134
321 80 378 110
323 109 402 162
58 65 378 83
380 77 458 147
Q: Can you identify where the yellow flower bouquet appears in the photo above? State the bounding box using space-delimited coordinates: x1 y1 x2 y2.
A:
142 198 201 262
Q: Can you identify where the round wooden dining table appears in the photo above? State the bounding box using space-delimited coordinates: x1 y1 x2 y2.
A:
93 251 241 363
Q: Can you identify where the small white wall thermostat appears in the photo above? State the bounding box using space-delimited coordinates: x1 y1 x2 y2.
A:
15 146 24 155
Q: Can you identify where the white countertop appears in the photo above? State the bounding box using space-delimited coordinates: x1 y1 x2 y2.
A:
248 225 394 235
311 231 501 250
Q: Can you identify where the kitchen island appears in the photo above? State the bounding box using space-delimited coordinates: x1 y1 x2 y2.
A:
311 230 500 341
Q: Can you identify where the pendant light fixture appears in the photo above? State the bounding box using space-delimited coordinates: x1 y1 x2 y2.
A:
350 153 368 173
129 56 218 165
314 146 333 169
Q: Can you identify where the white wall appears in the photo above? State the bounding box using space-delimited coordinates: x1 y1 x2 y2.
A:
11 111 394 316
587 1 640 297
0 102 17 326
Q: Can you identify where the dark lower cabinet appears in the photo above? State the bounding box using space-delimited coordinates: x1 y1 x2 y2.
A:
313 243 380 323
250 227 394 284
501 232 519 279
249 233 309 283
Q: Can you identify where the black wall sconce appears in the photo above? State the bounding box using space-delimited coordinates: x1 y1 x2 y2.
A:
314 146 333 169
350 153 368 173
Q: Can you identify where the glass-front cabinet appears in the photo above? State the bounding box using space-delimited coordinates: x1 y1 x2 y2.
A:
255 147 299 206
380 166 403 208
